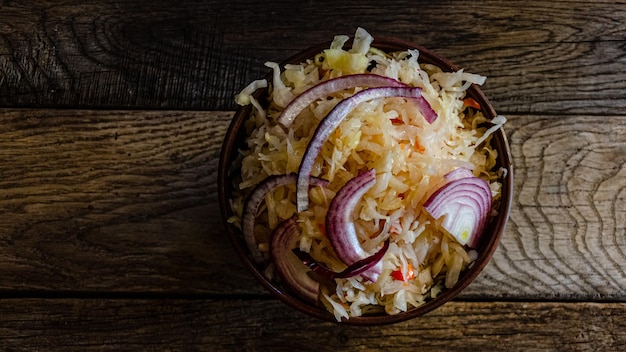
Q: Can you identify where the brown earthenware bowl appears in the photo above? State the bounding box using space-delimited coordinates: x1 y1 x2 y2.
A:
218 35 513 325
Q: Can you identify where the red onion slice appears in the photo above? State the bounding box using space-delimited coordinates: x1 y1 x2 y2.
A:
296 86 424 212
277 74 407 127
243 174 328 264
414 95 438 124
423 176 492 248
292 240 389 279
444 167 474 182
325 168 385 282
271 216 320 303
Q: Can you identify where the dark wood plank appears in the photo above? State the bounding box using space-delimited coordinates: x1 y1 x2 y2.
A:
1 1 626 113
463 114 626 299
0 299 625 351
0 108 263 295
0 109 625 301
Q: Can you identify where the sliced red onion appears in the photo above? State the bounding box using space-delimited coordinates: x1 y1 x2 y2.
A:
296 86 424 212
242 174 328 264
414 95 438 124
277 74 406 127
292 240 389 279
444 167 474 182
423 176 492 248
324 168 385 282
271 216 320 303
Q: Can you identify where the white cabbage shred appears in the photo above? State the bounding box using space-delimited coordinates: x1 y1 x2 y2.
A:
235 79 267 106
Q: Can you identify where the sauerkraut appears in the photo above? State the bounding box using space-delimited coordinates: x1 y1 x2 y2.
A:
229 28 505 320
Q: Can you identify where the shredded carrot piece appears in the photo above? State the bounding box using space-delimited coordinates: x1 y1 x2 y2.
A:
401 142 424 153
463 97 481 110
414 142 425 154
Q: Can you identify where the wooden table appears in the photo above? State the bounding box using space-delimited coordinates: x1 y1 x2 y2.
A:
1 1 625 350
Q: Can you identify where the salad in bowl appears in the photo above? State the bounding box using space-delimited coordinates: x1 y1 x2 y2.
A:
219 28 512 324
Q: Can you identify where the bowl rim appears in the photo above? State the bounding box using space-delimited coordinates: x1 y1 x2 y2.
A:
218 35 513 325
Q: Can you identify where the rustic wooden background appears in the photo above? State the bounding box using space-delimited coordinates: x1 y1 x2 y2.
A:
1 0 625 351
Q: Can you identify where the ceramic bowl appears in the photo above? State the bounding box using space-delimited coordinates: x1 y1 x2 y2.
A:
218 35 513 325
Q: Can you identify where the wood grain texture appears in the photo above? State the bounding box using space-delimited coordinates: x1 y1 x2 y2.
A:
1 1 625 349
1 1 626 113
0 299 625 351
0 108 264 295
463 114 626 300
0 109 624 301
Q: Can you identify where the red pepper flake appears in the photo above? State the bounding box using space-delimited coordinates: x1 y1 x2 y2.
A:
391 264 415 281
390 117 403 125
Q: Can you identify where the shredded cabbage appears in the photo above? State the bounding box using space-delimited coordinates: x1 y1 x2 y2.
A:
231 28 505 320
350 27 374 55
235 79 267 106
